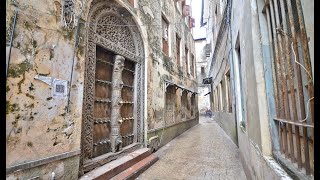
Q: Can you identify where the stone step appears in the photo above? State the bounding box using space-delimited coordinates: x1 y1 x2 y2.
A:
80 148 152 180
111 154 159 180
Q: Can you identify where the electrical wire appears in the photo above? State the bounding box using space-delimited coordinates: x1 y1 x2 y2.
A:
291 42 314 123
291 42 313 80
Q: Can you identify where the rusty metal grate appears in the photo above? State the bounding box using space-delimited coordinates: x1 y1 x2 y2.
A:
265 0 314 176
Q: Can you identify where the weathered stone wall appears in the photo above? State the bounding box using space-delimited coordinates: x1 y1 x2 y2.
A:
7 156 80 180
208 27 237 145
6 0 85 177
143 0 198 132
213 112 237 144
147 118 199 149
204 0 237 145
238 128 291 180
6 0 197 178
195 39 210 114
230 0 291 179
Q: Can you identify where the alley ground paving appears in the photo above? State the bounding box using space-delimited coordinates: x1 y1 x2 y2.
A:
137 117 247 180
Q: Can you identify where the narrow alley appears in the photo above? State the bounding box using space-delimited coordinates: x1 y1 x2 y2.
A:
6 0 314 179
138 117 246 180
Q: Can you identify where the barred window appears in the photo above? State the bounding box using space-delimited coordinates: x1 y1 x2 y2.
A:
264 0 314 176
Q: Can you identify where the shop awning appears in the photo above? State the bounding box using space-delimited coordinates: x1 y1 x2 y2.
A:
163 79 198 94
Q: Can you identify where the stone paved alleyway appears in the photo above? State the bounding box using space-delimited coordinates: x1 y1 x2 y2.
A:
138 117 247 180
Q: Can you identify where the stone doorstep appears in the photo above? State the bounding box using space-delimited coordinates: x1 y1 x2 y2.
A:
79 148 152 180
111 154 159 180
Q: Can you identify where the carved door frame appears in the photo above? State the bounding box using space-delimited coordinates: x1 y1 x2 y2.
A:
80 0 145 174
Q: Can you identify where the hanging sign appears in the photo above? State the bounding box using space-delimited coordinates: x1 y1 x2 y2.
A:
202 77 212 84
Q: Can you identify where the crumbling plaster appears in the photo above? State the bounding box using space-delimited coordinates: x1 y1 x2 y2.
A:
6 0 84 168
143 0 198 131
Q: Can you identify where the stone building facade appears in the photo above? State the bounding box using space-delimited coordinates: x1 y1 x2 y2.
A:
194 38 210 115
6 0 198 179
201 0 237 144
202 0 313 179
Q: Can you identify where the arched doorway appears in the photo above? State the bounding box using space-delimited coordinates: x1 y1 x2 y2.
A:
80 0 145 175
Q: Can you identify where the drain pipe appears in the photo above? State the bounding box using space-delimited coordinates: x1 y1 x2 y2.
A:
6 10 18 80
66 0 88 113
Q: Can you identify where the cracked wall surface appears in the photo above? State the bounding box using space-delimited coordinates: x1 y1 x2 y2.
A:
6 0 84 171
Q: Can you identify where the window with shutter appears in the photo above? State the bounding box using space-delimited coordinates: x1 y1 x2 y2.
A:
162 16 169 55
176 34 181 66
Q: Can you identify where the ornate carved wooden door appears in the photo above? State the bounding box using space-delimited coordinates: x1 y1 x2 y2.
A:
120 59 136 147
80 0 146 174
92 46 114 157
92 47 136 158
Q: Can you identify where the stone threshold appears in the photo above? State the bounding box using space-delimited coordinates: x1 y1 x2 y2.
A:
80 148 156 180
83 143 142 173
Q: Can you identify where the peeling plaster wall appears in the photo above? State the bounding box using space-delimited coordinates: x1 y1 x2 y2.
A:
142 0 198 132
6 0 84 174
238 129 291 180
6 0 197 178
7 156 80 180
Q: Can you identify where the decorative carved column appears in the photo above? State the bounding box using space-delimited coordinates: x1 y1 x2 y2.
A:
111 55 125 152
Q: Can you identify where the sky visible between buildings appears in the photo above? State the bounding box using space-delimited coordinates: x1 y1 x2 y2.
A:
191 0 206 39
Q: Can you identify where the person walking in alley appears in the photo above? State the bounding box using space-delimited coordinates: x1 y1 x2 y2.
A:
205 108 212 118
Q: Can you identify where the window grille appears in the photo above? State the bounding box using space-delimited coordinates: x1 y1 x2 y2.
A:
264 0 314 176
